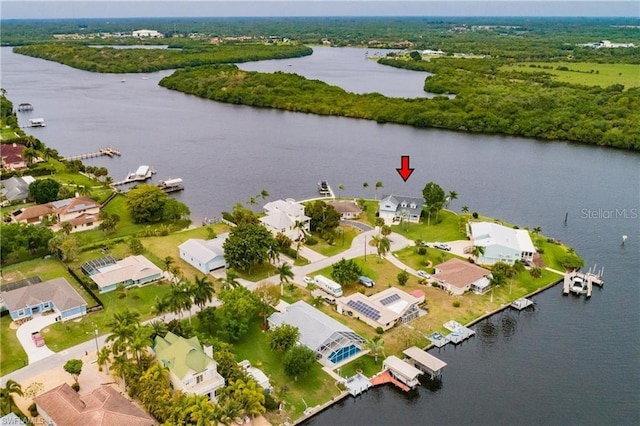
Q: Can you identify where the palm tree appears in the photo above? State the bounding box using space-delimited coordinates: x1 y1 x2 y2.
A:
338 184 345 197
366 337 385 362
223 270 240 290
267 246 280 265
111 353 132 391
76 184 90 196
489 271 506 288
293 220 307 242
378 236 391 259
138 363 171 421
130 326 152 364
446 190 458 208
461 205 469 215
163 256 174 277
471 245 485 261
23 147 39 165
533 226 542 234
186 394 218 426
246 196 257 206
105 309 140 358
103 175 113 188
192 275 215 311
375 181 383 200
1 380 23 413
277 262 294 295
168 281 194 322
147 320 168 340
259 189 270 200
362 182 369 197
97 346 111 373
23 135 39 149
217 398 242 426
151 295 169 320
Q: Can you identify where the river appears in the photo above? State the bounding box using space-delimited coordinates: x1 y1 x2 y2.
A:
2 45 639 425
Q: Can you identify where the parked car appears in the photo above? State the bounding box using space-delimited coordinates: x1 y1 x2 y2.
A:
417 270 431 279
433 242 452 251
303 276 315 285
358 276 375 288
31 331 45 347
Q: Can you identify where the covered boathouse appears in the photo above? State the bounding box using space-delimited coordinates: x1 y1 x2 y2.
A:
403 346 447 379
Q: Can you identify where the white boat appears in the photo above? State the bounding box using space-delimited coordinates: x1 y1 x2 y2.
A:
570 276 587 295
28 118 46 127
157 178 184 193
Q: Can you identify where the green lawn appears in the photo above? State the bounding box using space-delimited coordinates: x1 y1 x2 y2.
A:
339 354 383 378
393 245 460 274
390 209 467 243
308 226 359 257
0 316 28 374
501 62 640 89
231 319 341 421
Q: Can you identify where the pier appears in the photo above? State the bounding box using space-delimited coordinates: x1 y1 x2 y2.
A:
17 103 33 112
113 165 155 186
63 147 121 161
370 370 411 392
511 298 534 310
318 181 335 198
563 268 604 297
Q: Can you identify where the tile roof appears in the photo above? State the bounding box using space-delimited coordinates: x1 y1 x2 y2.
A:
34 383 154 426
11 196 99 222
327 201 362 214
1 277 87 313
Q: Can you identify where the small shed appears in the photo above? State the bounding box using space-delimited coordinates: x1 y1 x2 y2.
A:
382 355 422 388
403 346 447 379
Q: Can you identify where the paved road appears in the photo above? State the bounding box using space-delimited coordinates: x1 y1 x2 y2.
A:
340 220 373 232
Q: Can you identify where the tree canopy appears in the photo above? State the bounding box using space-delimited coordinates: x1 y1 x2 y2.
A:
126 184 168 223
222 222 278 272
283 345 316 379
331 258 363 286
305 200 341 233
29 178 60 204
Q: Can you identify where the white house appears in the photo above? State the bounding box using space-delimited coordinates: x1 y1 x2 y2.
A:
469 222 536 265
153 332 225 402
378 195 424 225
179 233 228 274
10 195 101 233
132 29 163 38
259 198 310 240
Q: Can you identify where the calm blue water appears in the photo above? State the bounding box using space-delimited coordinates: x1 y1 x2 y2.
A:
2 45 639 425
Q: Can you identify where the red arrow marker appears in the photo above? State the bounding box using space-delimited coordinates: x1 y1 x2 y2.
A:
396 155 414 182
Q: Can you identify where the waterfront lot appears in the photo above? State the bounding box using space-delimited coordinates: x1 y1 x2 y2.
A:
501 62 640 89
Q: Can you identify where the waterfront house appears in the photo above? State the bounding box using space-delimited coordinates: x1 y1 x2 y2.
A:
468 221 536 265
35 383 154 426
336 287 424 331
0 175 35 205
0 143 27 171
88 255 163 294
378 195 425 225
1 277 87 322
178 233 228 274
432 258 493 295
259 198 310 240
326 200 362 220
268 301 365 366
152 332 225 401
9 195 101 233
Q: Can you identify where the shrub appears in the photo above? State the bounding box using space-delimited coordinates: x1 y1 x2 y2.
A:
375 326 384 335
263 392 279 411
452 300 461 308
530 267 543 279
472 212 479 219
71 382 80 392
28 402 38 417
305 235 318 245
417 247 427 255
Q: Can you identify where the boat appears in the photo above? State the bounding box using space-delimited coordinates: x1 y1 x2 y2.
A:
318 180 330 195
28 118 46 127
141 77 149 80
570 276 587 295
157 178 184 193
120 78 126 83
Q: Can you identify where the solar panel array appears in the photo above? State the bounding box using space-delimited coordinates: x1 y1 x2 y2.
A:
379 293 401 306
81 255 117 276
347 299 381 321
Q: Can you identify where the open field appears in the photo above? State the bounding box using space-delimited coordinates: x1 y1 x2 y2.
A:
390 209 467 243
309 225 360 257
501 62 640 89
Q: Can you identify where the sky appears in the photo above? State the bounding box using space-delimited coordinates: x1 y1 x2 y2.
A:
1 1 639 20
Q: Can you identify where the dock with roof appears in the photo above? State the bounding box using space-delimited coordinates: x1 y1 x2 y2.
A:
403 346 447 379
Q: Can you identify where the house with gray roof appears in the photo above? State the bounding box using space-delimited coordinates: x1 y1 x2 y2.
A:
259 198 310 240
0 175 35 205
178 233 228 274
152 332 225 401
0 277 87 322
379 195 425 225
268 301 365 366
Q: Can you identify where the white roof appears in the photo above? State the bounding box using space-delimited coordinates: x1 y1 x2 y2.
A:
259 210 294 230
403 346 447 372
470 222 535 253
135 165 149 176
263 199 304 217
383 355 422 380
90 255 162 289
179 234 228 265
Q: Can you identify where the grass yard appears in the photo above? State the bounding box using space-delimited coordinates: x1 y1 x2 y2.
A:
391 209 467 243
0 316 28 374
308 225 360 257
231 319 341 422
339 354 383 378
393 246 460 273
501 62 640 89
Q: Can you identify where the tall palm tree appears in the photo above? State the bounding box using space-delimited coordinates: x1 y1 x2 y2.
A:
461 205 469 215
22 147 39 165
163 256 174 279
147 320 168 340
97 345 111 373
111 353 131 391
130 326 152 364
362 182 369 197
471 245 485 261
192 275 215 311
168 281 194 321
446 190 458 208
277 262 294 295
223 270 240 290
1 380 23 413
151 295 169 320
378 236 391 259
366 337 385 362
186 394 218 426
293 220 307 242
106 309 140 358
489 271 506 288
375 181 384 200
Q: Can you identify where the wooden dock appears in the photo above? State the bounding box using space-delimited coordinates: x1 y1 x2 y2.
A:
563 269 604 297
63 147 121 161
370 370 410 392
511 298 534 310
113 166 155 186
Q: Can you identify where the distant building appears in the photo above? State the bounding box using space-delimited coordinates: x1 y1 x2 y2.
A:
35 383 154 426
132 29 163 38
326 200 362 220
152 332 225 401
0 143 27 171
0 175 35 205
9 195 101 233
87 255 163 293
468 221 536 265
378 195 424 225
268 301 365 366
179 233 228 274
259 198 310 240
336 287 424 331
432 258 492 295
1 277 87 322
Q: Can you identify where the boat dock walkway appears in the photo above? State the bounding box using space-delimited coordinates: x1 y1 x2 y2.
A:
511 298 534 310
563 269 604 297
113 166 155 186
443 320 476 344
345 373 372 396
370 370 410 392
63 147 121 161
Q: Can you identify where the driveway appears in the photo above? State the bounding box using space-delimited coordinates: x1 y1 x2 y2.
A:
447 240 473 258
16 315 57 364
340 220 373 232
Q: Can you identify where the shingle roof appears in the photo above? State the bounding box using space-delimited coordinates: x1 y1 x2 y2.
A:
178 233 228 265
327 201 362 214
89 255 162 290
380 194 425 217
0 176 33 202
153 332 216 380
34 383 154 426
1 277 87 313
433 258 492 289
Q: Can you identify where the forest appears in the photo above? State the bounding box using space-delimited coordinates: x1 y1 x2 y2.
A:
12 43 312 73
158 64 639 150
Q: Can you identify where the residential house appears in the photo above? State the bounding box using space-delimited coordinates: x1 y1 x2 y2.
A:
432 258 492 295
0 277 87 322
132 29 163 38
10 195 101 233
0 175 35 205
469 221 536 265
327 200 362 220
152 332 225 401
88 255 163 294
378 195 424 225
0 143 27 171
336 287 425 331
268 301 365 366
178 233 228 274
35 383 154 426
259 198 310 240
